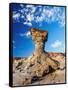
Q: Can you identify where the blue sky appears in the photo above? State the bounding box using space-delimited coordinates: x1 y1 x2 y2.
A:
11 3 66 57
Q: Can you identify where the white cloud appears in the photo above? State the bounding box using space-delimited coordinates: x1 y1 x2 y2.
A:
13 12 20 21
27 22 32 26
26 31 31 37
26 5 36 13
51 40 62 48
26 5 34 8
58 12 65 27
41 7 65 26
26 14 34 22
23 21 32 26
20 4 24 8
21 15 24 19
23 14 34 26
12 5 65 28
35 14 45 22
43 8 54 18
20 31 31 38
38 7 65 27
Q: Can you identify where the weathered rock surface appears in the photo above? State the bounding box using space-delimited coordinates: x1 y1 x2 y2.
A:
13 28 66 86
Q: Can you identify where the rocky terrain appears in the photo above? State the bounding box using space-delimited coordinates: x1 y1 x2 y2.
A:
12 28 66 86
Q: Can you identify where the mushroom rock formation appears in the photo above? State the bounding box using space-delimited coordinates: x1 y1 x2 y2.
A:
30 28 60 69
19 28 60 82
13 28 61 86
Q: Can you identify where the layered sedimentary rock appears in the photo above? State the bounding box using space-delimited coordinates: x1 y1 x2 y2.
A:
13 28 65 86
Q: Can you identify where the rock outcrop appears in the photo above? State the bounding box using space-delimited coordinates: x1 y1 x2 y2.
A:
13 28 65 86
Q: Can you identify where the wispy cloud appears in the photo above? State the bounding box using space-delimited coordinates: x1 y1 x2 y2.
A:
12 4 65 28
23 21 32 26
51 40 62 48
48 40 65 52
13 12 20 21
20 4 24 8
20 31 31 38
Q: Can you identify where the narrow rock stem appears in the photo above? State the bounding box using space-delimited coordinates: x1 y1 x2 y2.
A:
31 28 48 55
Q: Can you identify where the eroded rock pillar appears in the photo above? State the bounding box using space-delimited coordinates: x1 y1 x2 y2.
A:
31 28 48 55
